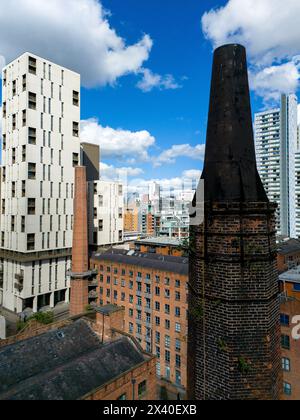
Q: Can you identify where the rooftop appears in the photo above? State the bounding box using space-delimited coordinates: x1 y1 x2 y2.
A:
135 237 182 247
92 248 188 276
0 319 147 400
277 238 300 256
279 266 300 284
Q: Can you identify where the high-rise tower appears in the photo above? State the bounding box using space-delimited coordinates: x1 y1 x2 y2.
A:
0 53 80 313
188 44 282 400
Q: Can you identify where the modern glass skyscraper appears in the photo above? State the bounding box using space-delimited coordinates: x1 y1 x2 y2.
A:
255 94 298 238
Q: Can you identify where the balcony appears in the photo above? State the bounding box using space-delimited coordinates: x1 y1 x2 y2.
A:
14 282 24 292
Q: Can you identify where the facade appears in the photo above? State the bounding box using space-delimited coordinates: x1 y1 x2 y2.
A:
277 238 300 273
90 248 188 395
255 94 298 238
0 305 157 400
134 237 185 257
279 269 300 400
188 44 281 400
0 53 80 313
88 180 124 248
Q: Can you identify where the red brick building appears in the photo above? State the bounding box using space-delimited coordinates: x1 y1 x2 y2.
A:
0 305 157 400
279 269 300 400
90 248 188 397
277 238 300 274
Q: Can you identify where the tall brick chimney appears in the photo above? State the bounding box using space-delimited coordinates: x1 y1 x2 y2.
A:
70 166 90 316
188 44 282 400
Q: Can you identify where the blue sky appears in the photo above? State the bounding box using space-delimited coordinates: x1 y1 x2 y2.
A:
1 0 300 193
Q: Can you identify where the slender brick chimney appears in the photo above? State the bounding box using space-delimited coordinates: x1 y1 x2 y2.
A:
188 44 282 400
70 166 90 316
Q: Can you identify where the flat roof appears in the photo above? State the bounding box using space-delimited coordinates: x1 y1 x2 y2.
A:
279 268 300 284
135 237 182 247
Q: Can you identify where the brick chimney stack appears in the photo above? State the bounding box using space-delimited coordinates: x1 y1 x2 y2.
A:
70 166 90 316
188 44 282 400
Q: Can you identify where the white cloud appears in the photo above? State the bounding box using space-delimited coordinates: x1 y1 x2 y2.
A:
81 118 155 162
100 162 144 181
137 68 181 92
250 59 300 102
202 0 300 102
0 0 153 87
155 143 205 167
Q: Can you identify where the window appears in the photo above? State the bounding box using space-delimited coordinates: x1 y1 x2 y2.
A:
155 316 160 326
176 371 181 386
73 121 79 137
176 354 181 368
175 279 181 288
11 216 15 232
175 339 181 352
129 323 133 334
155 286 160 296
281 335 290 350
165 335 170 348
165 289 170 299
138 381 147 398
12 80 17 96
2 102 6 118
155 302 160 311
22 181 26 197
165 350 170 364
175 291 181 301
2 134 6 150
175 323 181 333
28 56 37 75
12 114 16 130
73 90 79 106
27 234 35 251
165 304 170 315
155 331 160 344
117 394 126 401
21 216 26 233
72 153 79 167
283 382 292 396
175 307 181 317
28 163 36 180
28 127 36 144
11 182 16 198
12 148 16 165
22 110 26 126
280 314 290 326
282 357 290 372
165 319 170 330
28 198 36 215
293 284 300 292
28 92 37 110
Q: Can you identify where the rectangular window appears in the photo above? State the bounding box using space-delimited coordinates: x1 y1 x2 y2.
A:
11 182 16 198
28 56 37 75
12 148 16 165
280 314 290 326
12 114 16 130
73 90 79 106
73 122 79 137
282 357 291 372
283 382 292 396
22 181 26 197
28 198 36 215
21 216 25 233
22 110 26 126
12 80 17 96
99 220 104 231
281 335 290 350
28 127 36 144
11 216 15 232
175 323 181 333
72 153 79 167
138 381 147 398
27 234 35 251
28 163 36 180
28 92 37 110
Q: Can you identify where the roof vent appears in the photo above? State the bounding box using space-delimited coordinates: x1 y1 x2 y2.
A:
56 331 65 340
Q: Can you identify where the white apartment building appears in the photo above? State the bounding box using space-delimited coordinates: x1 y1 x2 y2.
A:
0 53 81 313
255 94 298 238
88 180 124 248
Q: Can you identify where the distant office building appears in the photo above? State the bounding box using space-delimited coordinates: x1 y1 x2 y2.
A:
0 53 81 312
255 94 298 238
88 181 124 248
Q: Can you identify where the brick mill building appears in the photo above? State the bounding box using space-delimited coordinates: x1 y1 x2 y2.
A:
0 305 157 400
279 268 300 400
90 248 188 396
188 44 282 400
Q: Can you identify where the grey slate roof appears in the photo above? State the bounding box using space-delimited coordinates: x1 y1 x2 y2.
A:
92 248 188 276
0 320 145 400
278 238 300 256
